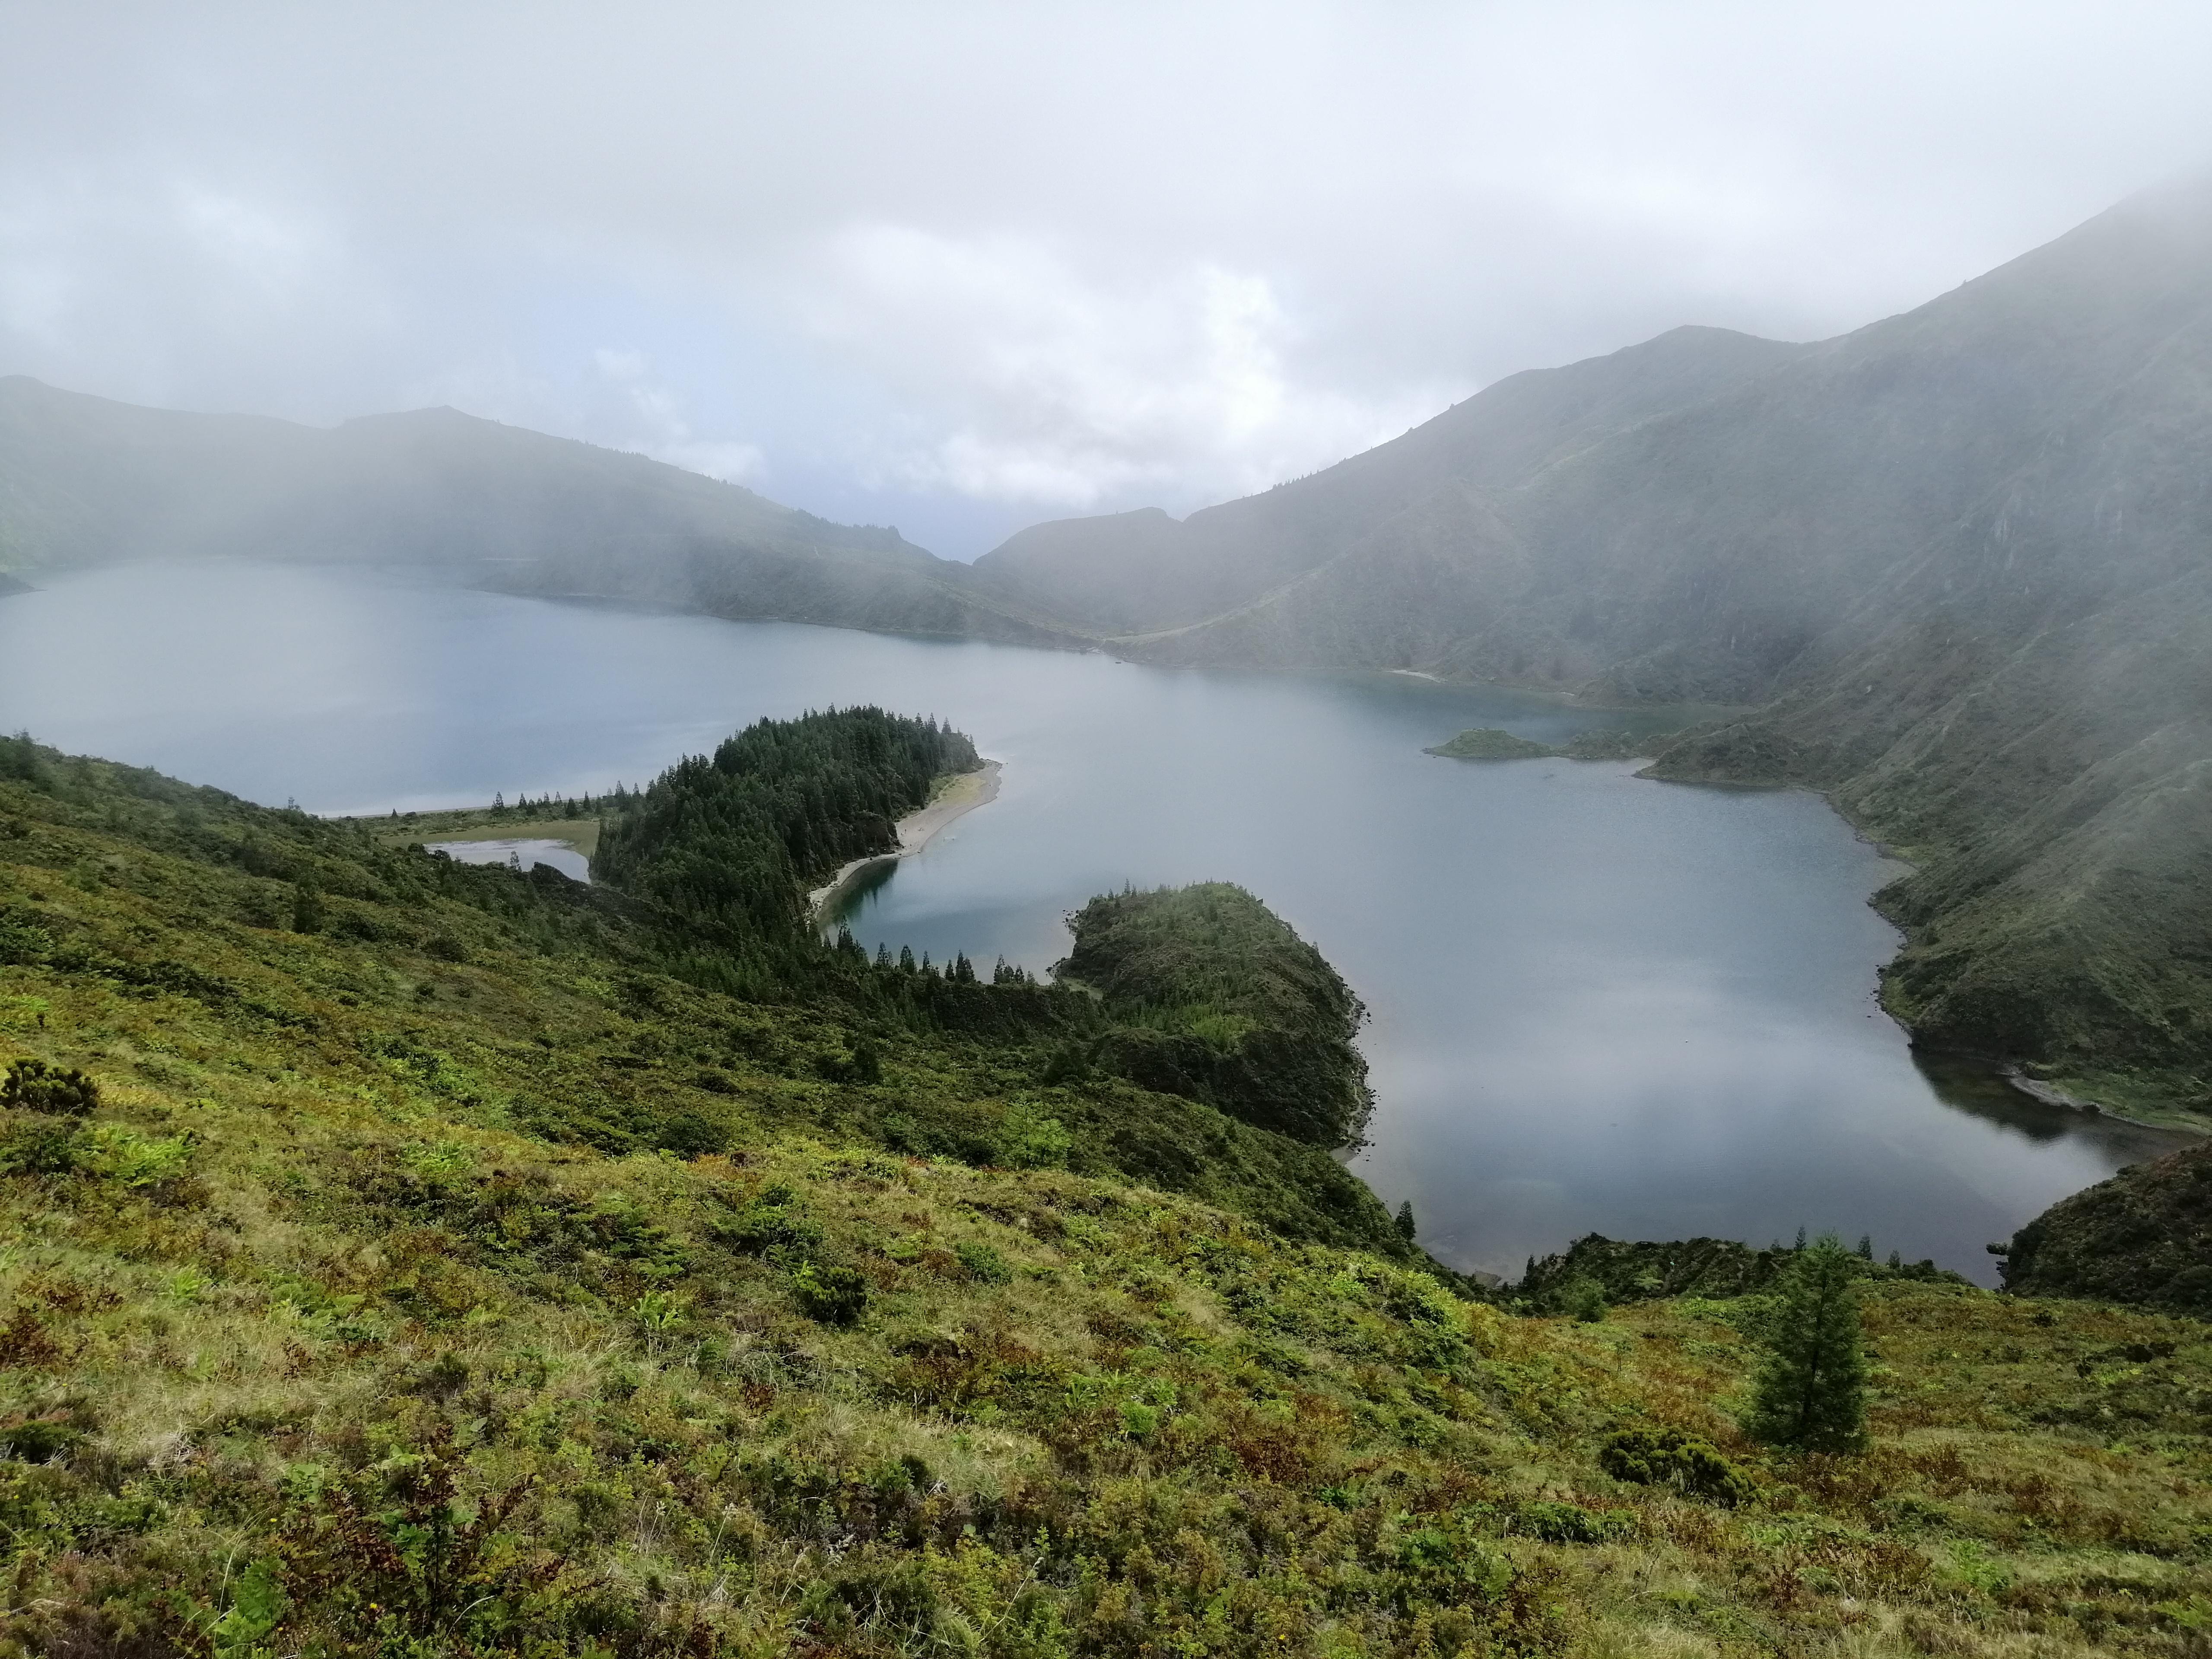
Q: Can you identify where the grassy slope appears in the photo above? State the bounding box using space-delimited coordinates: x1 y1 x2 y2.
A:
0 756 2207 1653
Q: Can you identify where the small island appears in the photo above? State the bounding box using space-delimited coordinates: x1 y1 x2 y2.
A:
1424 725 1657 761
1424 726 1555 760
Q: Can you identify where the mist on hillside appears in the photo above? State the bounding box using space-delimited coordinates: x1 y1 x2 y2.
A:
6 2 2212 556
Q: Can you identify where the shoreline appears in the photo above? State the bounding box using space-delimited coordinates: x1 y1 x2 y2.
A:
808 760 1003 922
1998 1065 2203 1139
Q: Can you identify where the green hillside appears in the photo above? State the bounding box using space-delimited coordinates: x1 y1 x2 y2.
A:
1 725 2209 1655
2001 1139 2212 1316
1426 730 1555 761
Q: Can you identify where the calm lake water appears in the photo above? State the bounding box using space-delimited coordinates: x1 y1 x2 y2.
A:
0 563 2183 1281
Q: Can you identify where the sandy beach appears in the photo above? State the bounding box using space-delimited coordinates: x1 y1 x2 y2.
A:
807 760 1002 920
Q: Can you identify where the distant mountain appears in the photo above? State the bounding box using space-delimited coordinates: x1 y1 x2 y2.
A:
971 324 1812 637
0 378 1081 646
973 181 2212 1118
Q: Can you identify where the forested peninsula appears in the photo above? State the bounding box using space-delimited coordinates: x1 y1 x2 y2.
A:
0 714 2209 1656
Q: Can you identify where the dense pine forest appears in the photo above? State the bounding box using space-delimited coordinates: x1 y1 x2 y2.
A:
594 708 980 956
0 719 2206 1656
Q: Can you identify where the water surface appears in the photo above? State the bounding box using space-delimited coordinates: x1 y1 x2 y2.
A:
0 563 2180 1281
423 839 591 882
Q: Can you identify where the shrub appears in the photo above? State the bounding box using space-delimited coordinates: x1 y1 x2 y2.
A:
1512 1500 1635 1544
0 1409 88 1463
1 1058 98 1117
1560 1278 1608 1322
849 1039 882 1085
79 1124 194 1193
1599 1427 1757 1506
0 1115 82 1176
655 1109 726 1157
993 1103 1072 1170
1039 1041 1090 1085
711 1185 823 1260
954 1241 1011 1284
791 1262 868 1325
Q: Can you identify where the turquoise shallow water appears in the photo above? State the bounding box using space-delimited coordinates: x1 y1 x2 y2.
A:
0 562 2183 1281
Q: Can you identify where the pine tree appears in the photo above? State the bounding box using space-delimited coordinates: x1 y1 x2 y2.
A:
1745 1233 1869 1452
1394 1201 1417 1242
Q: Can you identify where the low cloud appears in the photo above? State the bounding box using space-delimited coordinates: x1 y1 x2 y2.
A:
594 348 766 484
3 1 2210 550
794 226 1443 510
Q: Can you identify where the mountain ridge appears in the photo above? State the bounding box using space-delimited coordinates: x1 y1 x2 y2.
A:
971 179 2212 1117
0 375 1087 648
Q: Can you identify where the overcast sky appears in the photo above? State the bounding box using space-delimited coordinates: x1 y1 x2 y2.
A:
5 2 2211 557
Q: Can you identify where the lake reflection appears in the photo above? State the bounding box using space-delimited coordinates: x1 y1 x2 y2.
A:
0 563 2185 1281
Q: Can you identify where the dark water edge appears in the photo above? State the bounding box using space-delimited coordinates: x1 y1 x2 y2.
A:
1913 1050 2187 1159
0 561 2180 1284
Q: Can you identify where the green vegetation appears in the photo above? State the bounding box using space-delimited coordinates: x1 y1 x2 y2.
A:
1515 1233 1966 1311
2002 1139 2212 1315
20 183 2212 1112
1055 883 1373 1147
594 707 978 961
1557 730 1659 761
1596 1428 1757 1508
2 725 2210 1654
1425 729 1555 760
1422 728 1671 766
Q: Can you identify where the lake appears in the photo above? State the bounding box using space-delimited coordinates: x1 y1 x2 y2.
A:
0 561 2181 1281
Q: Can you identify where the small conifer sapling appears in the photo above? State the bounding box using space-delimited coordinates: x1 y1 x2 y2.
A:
1745 1232 1869 1452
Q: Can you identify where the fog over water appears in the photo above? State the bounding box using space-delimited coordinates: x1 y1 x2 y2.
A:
0 563 2180 1282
